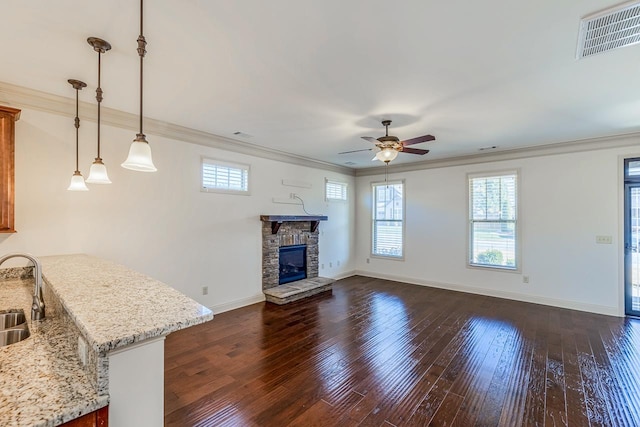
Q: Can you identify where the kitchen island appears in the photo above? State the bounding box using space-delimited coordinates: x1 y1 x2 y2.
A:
0 254 213 426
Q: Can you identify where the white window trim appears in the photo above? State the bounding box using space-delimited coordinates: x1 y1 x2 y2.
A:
371 179 406 261
200 156 251 195
466 169 521 273
325 178 348 202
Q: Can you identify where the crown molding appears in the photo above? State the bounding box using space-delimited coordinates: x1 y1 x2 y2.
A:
3 80 637 179
0 81 355 176
355 132 640 176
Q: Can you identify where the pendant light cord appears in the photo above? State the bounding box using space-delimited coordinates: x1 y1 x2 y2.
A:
385 162 389 186
96 50 103 159
137 0 146 137
74 88 80 172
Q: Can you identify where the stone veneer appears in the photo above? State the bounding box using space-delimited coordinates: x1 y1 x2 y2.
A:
262 221 319 290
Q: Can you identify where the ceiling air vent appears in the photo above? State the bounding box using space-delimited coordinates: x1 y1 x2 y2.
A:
577 1 640 59
478 145 498 151
233 131 253 138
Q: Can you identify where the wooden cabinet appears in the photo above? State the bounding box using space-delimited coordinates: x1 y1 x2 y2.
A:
60 406 108 427
0 105 20 233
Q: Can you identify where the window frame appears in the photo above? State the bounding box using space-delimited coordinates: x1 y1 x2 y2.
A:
371 179 406 260
467 170 520 272
200 156 251 195
325 178 348 202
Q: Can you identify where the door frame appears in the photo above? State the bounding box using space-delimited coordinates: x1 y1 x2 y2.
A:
622 157 640 317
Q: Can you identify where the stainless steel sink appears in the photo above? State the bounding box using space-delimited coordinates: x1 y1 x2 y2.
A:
0 329 30 347
0 310 30 347
0 311 26 330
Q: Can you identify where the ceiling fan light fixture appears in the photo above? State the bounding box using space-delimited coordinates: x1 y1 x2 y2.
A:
375 147 398 163
355 120 434 163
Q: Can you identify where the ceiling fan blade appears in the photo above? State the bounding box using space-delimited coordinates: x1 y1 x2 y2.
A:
401 134 436 146
401 147 430 155
361 136 379 143
338 148 373 154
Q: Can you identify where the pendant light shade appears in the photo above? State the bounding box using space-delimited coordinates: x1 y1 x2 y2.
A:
67 79 89 191
122 134 156 171
68 171 89 191
122 0 157 172
86 37 112 184
86 159 111 184
375 147 398 163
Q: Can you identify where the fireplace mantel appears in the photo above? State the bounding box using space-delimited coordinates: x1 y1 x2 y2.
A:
260 215 328 234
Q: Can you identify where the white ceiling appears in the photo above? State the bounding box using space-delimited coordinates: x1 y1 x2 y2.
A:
2 0 640 169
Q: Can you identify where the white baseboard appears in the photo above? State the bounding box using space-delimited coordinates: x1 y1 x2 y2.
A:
354 270 622 317
331 270 357 281
209 293 265 314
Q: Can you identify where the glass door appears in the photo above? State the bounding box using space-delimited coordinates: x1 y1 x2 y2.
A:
624 159 640 317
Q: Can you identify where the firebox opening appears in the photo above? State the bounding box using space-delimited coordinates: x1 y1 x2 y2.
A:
279 244 307 285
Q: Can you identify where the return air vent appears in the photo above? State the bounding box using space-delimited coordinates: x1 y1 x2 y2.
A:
577 1 640 59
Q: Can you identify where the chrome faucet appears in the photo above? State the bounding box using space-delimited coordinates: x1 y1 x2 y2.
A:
0 253 45 321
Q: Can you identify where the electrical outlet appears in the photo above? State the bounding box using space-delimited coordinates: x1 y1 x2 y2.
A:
596 235 612 244
329 262 333 268
337 260 340 267
77 336 88 366
523 276 529 284
366 258 370 264
321 263 325 269
202 286 208 295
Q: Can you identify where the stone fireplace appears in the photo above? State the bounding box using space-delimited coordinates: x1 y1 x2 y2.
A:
260 215 334 304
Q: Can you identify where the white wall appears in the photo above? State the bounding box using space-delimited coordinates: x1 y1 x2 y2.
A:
0 108 356 312
355 139 640 316
4 106 637 317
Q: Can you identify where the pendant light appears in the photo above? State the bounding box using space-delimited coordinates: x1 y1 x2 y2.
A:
67 79 89 191
86 37 112 184
122 0 157 172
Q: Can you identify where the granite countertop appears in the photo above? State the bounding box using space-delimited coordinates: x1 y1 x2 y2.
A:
0 279 108 426
40 254 213 353
0 254 214 426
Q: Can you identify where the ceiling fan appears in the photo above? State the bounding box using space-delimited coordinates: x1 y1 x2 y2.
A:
340 120 436 164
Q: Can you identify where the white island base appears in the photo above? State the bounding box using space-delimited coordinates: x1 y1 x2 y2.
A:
109 337 165 426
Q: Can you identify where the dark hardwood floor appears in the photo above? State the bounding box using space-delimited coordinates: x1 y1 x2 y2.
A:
165 276 640 426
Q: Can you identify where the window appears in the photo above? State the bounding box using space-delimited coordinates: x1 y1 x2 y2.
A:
201 157 249 194
468 171 518 269
325 179 348 201
372 181 404 258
